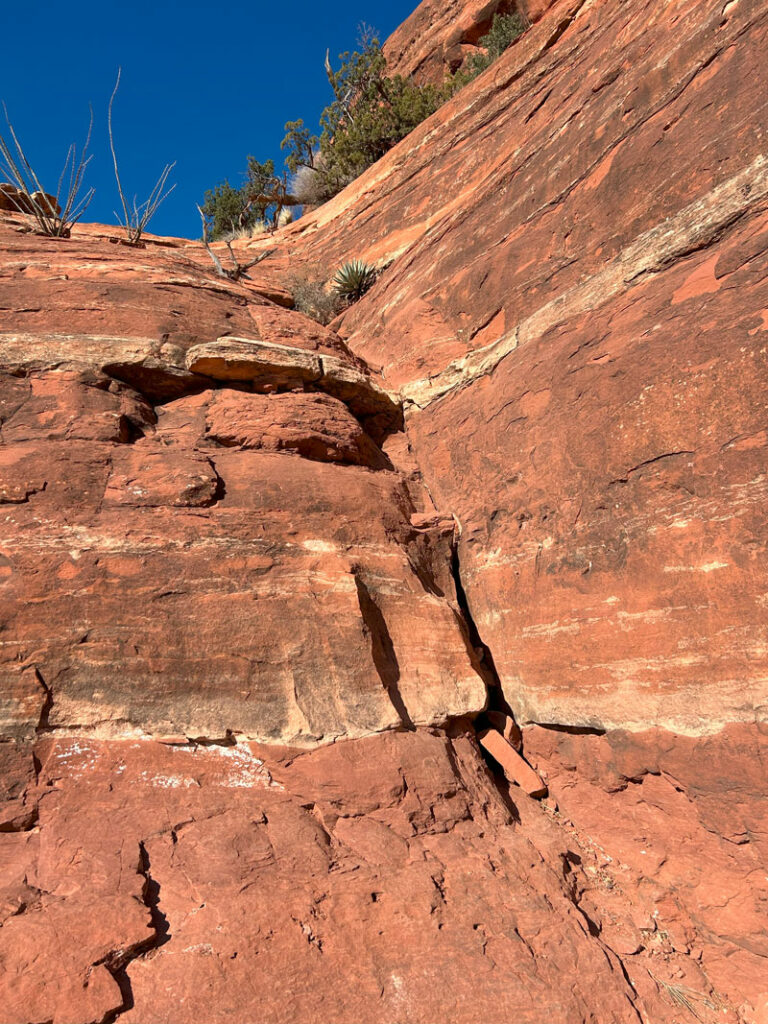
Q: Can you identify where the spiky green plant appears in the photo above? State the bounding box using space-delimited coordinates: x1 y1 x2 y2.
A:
333 259 376 301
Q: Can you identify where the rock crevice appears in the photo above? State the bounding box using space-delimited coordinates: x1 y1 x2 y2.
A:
1 0 767 1018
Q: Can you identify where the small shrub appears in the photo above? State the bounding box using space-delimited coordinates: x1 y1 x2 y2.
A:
108 69 175 245
224 208 292 241
225 220 269 241
333 259 376 301
0 103 94 237
197 205 274 282
289 270 342 325
456 11 528 83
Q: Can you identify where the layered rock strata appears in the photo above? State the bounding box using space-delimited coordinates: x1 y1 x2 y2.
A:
0 218 484 747
1 0 767 1019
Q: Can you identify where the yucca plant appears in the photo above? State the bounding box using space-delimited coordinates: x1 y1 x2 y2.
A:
333 259 376 301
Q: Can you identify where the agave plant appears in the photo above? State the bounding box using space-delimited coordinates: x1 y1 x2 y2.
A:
333 259 376 301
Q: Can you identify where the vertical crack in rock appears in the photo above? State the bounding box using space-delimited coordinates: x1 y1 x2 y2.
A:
354 574 415 729
101 842 171 1023
137 841 171 946
448 535 555 806
449 538 507 710
33 668 53 734
206 457 227 506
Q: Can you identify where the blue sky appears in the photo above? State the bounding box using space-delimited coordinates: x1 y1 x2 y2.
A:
1 0 416 238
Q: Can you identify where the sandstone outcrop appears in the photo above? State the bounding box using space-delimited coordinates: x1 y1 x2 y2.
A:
266 0 768 738
383 0 555 85
0 218 485 747
1 731 656 1024
1 0 767 1019
0 184 60 217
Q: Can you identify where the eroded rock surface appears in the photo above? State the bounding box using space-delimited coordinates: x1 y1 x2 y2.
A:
261 0 768 736
0 732 680 1024
1 0 767 1020
0 219 485 747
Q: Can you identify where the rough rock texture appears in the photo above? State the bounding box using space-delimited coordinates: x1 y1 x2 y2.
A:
1 0 767 1020
383 0 556 85
1 732 654 1024
0 217 485 747
242 0 766 1016
524 723 768 1024
268 0 768 737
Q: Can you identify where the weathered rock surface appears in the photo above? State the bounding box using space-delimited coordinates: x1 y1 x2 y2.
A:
524 723 768 1024
0 219 486 747
0 731 688 1024
237 0 766 1016
1 0 767 1020
267 0 768 737
383 0 554 85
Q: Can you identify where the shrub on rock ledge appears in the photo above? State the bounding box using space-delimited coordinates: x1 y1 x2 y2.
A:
333 259 377 302
289 270 342 325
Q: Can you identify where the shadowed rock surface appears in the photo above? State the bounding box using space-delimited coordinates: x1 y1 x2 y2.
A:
1 0 766 1021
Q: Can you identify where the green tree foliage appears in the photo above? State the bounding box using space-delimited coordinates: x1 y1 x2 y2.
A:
455 12 527 84
316 40 452 196
281 120 318 173
202 14 528 229
200 180 247 240
201 157 296 240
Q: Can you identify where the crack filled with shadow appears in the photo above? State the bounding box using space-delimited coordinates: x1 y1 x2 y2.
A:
354 574 414 729
532 722 607 737
101 841 171 1022
34 668 53 733
449 539 508 708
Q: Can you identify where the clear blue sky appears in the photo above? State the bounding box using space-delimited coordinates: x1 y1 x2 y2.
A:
1 0 416 238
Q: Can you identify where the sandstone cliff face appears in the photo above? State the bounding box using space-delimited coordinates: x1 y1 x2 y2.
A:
1 0 767 1021
0 220 486 747
383 0 556 84
275 0 768 739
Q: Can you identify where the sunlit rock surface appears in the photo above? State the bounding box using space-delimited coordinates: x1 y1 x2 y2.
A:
1 0 766 1019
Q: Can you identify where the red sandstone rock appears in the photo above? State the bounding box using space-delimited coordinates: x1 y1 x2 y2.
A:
0 732 652 1024
0 218 486 747
477 726 547 797
265 0 768 739
523 723 768 1022
1 0 767 1019
383 0 554 85
203 390 387 466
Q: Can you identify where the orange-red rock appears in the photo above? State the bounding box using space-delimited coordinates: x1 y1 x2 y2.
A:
477 727 547 797
523 723 768 1023
383 0 555 85
1 0 767 1019
264 0 768 737
0 732 659 1024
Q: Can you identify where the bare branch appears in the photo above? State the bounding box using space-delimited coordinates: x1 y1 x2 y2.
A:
0 102 93 236
197 203 273 282
108 70 132 235
198 203 226 277
108 71 176 244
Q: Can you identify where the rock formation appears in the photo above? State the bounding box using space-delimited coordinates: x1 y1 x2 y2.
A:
1 0 766 1021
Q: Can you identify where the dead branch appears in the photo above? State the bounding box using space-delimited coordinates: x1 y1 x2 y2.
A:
108 69 176 245
197 204 273 281
0 102 94 237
